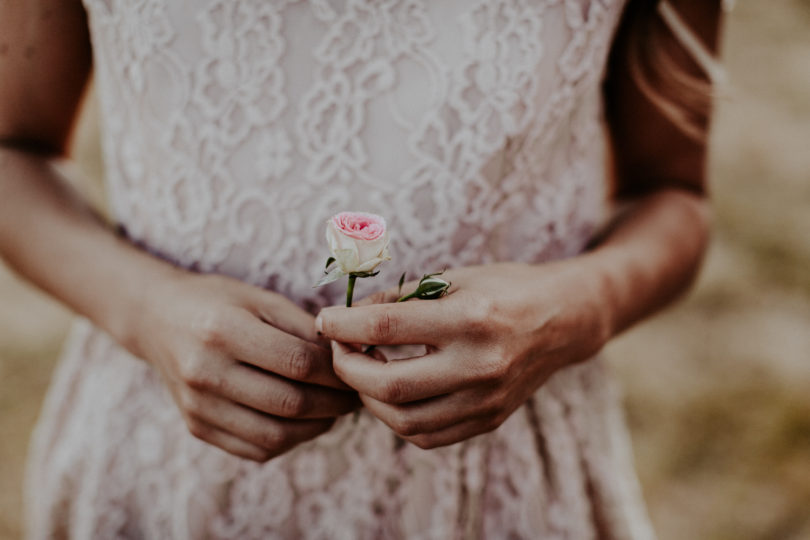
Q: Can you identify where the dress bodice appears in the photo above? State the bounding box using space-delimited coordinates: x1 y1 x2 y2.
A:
27 3 664 539
83 0 625 308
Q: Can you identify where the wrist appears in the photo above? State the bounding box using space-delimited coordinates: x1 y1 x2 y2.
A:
579 250 622 348
560 252 617 356
578 239 652 347
106 256 187 360
533 254 618 354
511 258 614 367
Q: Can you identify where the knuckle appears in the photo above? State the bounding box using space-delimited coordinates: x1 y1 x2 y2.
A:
475 395 503 419
486 413 507 433
178 355 202 382
391 413 422 437
476 353 511 384
283 348 315 381
464 296 497 335
483 402 510 432
378 377 409 404
409 435 437 450
188 372 215 391
245 448 276 463
186 417 209 441
256 450 277 463
179 390 204 415
277 388 310 418
463 296 503 338
367 311 396 343
255 424 288 451
193 309 230 349
181 358 219 391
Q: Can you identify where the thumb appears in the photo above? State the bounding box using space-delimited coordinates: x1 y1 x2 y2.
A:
252 289 325 346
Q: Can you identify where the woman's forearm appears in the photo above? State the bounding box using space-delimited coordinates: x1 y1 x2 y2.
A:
0 145 182 351
583 188 711 339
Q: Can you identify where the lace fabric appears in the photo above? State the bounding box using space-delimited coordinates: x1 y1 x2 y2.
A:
26 1 655 538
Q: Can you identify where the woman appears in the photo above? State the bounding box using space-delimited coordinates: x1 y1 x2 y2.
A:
1 0 722 538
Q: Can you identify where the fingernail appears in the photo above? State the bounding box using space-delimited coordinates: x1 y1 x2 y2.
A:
315 315 323 333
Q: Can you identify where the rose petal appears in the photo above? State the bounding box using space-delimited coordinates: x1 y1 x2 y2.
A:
326 212 390 274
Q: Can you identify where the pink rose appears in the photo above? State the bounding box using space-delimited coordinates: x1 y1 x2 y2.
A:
326 212 391 274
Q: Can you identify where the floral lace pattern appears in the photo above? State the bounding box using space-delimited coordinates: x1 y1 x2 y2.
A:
26 0 656 538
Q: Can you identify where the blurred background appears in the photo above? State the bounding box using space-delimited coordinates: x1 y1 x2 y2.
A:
1 1 808 538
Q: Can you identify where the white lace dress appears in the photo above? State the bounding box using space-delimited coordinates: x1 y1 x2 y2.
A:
26 0 656 538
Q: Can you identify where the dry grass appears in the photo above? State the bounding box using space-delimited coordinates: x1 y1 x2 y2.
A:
1 1 809 538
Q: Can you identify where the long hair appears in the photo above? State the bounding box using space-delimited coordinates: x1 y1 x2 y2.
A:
619 0 726 142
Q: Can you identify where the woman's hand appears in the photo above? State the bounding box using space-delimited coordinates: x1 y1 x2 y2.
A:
133 271 360 462
315 261 612 449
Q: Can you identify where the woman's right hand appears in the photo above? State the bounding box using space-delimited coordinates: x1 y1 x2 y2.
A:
0 0 358 465
130 270 360 462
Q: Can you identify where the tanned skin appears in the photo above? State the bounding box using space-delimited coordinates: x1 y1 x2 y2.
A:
0 1 720 456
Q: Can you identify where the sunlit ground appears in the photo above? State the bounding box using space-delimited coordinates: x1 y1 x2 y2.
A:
1 1 808 538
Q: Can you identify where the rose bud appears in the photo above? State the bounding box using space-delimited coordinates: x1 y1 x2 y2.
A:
397 272 451 302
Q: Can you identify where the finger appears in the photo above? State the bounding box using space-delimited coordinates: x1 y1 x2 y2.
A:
225 309 348 389
316 299 458 346
190 393 335 455
186 418 273 462
353 287 400 307
331 341 477 403
221 363 360 419
359 391 490 437
404 417 499 450
251 290 323 345
353 275 449 307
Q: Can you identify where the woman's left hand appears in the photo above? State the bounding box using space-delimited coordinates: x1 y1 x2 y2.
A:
316 260 613 449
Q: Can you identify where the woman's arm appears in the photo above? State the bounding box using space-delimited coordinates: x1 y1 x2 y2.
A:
316 0 722 449
1 1 358 461
601 0 722 332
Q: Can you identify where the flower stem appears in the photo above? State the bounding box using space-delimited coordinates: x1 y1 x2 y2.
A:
346 274 357 307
